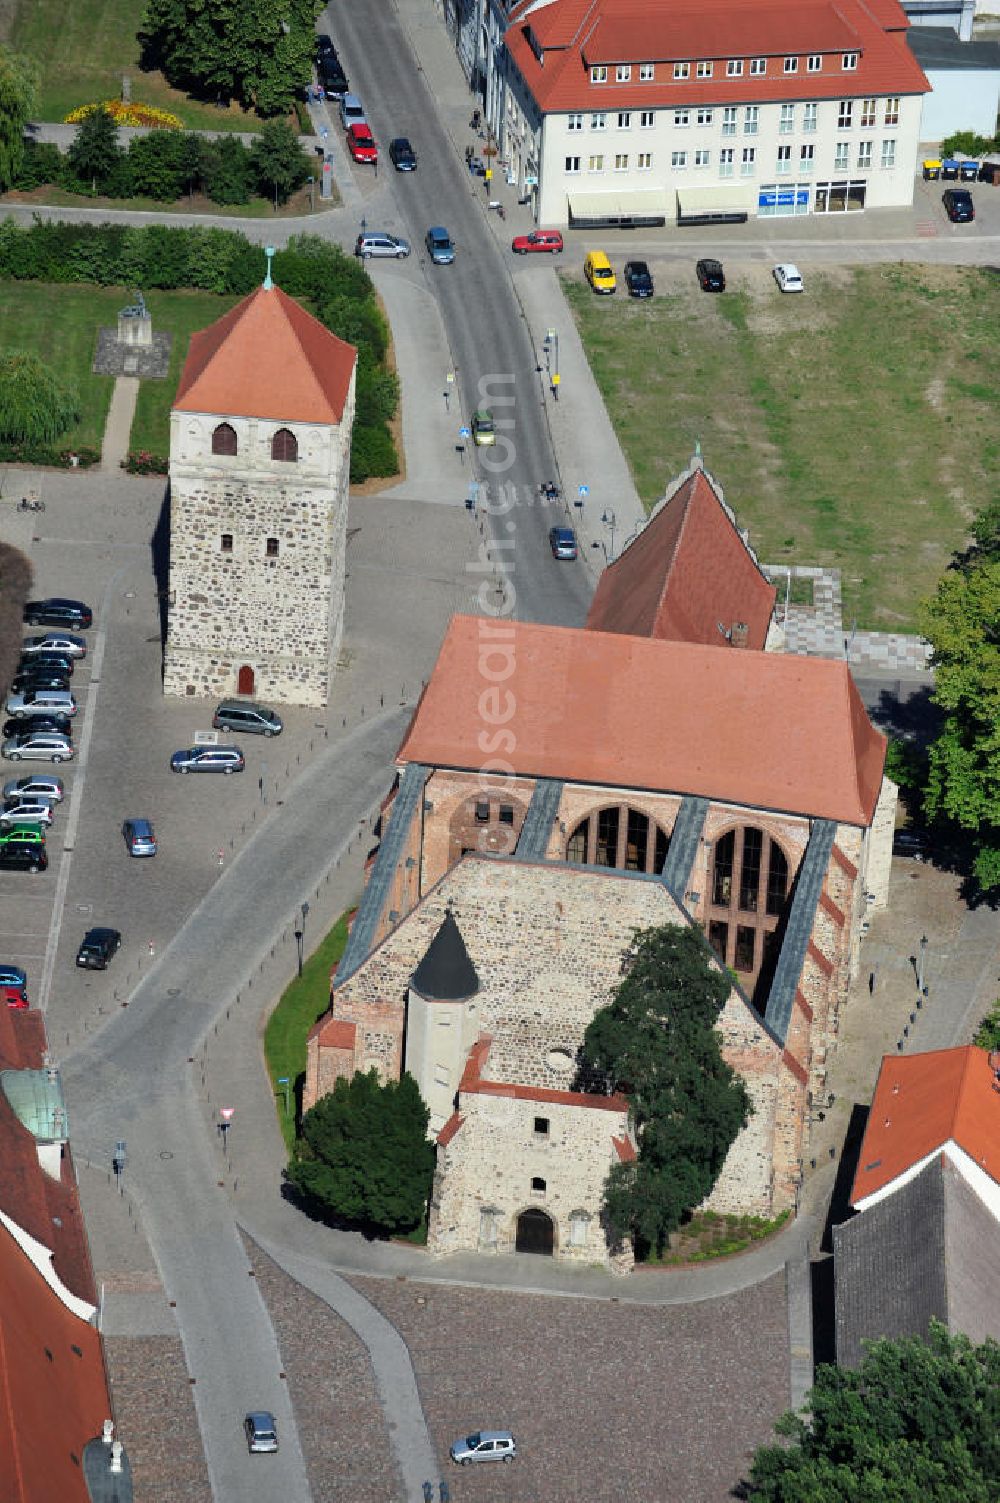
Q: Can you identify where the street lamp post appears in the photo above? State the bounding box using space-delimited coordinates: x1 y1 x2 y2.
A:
602 508 618 561
916 934 928 996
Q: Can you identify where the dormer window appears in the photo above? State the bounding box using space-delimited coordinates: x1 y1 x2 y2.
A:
697 61 713 78
842 51 858 69
807 53 822 71
673 62 689 79
750 57 766 75
212 422 237 456
726 59 743 76
591 64 607 83
639 62 654 81
616 64 631 81
784 56 798 73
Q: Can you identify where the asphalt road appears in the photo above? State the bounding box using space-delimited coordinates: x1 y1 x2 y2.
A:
326 0 593 631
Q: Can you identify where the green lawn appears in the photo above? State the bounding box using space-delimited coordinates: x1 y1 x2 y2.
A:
0 281 117 451
564 263 1000 632
128 288 241 457
10 0 263 131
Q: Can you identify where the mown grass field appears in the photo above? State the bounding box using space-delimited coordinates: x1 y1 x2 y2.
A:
9 0 263 131
129 288 240 455
564 262 999 632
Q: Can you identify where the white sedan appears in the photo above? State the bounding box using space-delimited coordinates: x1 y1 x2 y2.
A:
21 632 87 659
0 798 55 826
773 263 804 293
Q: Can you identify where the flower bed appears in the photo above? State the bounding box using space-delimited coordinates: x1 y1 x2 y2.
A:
123 449 169 476
64 101 183 129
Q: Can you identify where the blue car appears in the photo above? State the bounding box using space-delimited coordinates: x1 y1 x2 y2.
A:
425 226 455 265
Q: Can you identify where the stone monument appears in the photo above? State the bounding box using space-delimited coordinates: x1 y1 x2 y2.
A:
93 290 171 379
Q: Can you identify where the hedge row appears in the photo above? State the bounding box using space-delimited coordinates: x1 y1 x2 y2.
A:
0 441 100 468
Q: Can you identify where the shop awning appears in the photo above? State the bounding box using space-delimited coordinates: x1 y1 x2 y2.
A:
675 184 756 224
567 189 672 228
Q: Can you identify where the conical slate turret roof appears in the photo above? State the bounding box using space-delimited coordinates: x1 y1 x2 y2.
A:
410 908 479 1002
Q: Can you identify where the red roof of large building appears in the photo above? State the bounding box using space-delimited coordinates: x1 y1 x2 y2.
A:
505 0 928 113
851 1047 1000 1206
585 467 777 648
397 615 886 826
173 284 356 425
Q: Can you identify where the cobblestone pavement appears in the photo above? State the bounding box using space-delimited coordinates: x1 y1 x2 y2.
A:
103 1337 212 1503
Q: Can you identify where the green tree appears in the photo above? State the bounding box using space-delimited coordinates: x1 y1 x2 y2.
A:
198 135 254 205
249 119 309 206
0 351 80 443
0 46 39 192
939 130 993 159
126 129 196 201
288 1070 434 1234
579 924 751 1255
747 1324 1000 1501
973 1001 1000 1051
67 107 123 193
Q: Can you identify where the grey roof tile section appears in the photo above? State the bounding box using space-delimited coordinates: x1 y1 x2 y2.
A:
908 26 1000 70
336 762 429 984
411 908 480 1001
659 796 709 902
763 818 835 1044
83 1435 133 1502
516 777 565 859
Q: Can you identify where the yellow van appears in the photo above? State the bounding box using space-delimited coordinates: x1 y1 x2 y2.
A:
584 250 616 295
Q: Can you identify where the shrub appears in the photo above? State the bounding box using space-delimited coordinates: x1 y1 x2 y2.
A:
0 441 99 467
199 136 255 205
350 425 398 484
12 141 65 190
123 449 169 475
126 129 191 201
0 350 80 443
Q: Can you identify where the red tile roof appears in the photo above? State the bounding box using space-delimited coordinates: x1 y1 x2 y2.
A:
310 1017 357 1050
585 468 776 649
460 1036 631 1111
173 284 356 425
437 1112 465 1147
613 1133 637 1162
851 1047 1000 1206
505 0 928 113
397 615 886 826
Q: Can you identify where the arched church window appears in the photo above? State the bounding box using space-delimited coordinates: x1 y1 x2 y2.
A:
565 805 671 875
706 826 792 995
271 427 298 463
212 422 237 456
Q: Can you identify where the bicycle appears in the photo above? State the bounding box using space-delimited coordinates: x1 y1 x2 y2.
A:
18 496 44 512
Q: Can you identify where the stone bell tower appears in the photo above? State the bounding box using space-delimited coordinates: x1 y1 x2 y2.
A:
163 255 356 706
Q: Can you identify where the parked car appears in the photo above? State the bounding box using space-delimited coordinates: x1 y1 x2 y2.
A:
76 927 122 970
245 1412 279 1454
21 632 87 659
696 257 726 292
347 122 378 163
122 818 157 857
338 92 365 130
511 229 563 254
3 715 72 741
0 843 47 873
548 526 578 560
773 263 804 293
425 226 455 265
624 260 654 298
892 828 930 862
0 799 54 827
17 651 73 676
23 598 92 629
0 964 28 989
10 668 72 694
471 409 495 446
2 731 74 763
450 1431 517 1466
942 188 974 223
389 137 417 171
315 32 336 57
6 689 77 719
584 250 616 295
2 983 28 1009
0 824 45 848
355 232 410 260
212 701 283 737
170 746 245 775
3 775 63 803
318 53 348 98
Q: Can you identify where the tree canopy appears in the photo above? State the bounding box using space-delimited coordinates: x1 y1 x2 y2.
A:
0 352 80 444
67 107 124 193
288 1070 435 1235
747 1324 1000 1501
0 46 38 192
249 120 311 206
140 0 322 116
579 923 751 1254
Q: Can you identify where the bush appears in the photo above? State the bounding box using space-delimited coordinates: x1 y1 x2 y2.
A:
0 350 80 443
350 425 398 484
123 449 169 475
199 136 255 205
0 441 99 467
12 141 65 190
126 130 193 201
939 130 995 159
973 1000 1000 1051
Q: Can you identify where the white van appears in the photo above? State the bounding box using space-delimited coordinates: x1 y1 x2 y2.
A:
339 93 365 130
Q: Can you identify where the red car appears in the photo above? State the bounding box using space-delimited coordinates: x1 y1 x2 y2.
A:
511 229 564 255
347 123 378 164
2 984 28 1010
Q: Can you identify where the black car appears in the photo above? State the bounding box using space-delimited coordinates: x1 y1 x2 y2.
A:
23 598 93 629
623 260 654 298
76 927 122 970
696 257 726 292
17 651 74 677
389 137 417 171
942 188 974 223
3 715 72 741
315 32 336 57
0 842 47 873
11 668 71 694
318 53 348 98
892 828 930 862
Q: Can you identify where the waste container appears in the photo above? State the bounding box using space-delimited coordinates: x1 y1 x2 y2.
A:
978 161 1000 185
922 159 941 180
959 161 979 182
940 159 959 181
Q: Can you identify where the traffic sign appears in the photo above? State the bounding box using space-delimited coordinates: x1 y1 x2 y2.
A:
459 426 471 439
552 372 561 387
578 484 590 498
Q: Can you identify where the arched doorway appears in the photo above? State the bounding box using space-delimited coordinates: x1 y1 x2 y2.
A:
515 1208 554 1255
237 664 255 696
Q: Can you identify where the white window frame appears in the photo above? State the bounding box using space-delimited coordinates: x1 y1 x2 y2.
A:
834 142 849 170
741 146 756 176
803 102 818 133
639 110 655 128
744 106 759 135
881 137 896 167
616 64 631 82
885 97 899 125
671 150 688 169
591 112 607 130
776 144 792 173
722 106 737 136
637 151 652 170
800 143 815 163
697 60 713 78
857 140 873 168
673 62 690 79
784 56 798 73
719 147 734 177
838 100 853 128
727 59 744 77
567 113 583 132
842 51 858 70
591 65 608 83
565 155 581 173
695 148 710 168
617 111 631 128
588 153 604 172
807 54 822 72
639 62 654 82
860 98 876 127
750 58 766 75
614 152 629 171
697 107 713 126
674 108 690 127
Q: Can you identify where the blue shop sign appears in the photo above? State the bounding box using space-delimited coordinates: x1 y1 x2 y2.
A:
759 186 809 207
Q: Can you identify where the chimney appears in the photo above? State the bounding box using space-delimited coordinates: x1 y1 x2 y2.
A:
110 1440 123 1474
730 622 749 649
102 1419 114 1444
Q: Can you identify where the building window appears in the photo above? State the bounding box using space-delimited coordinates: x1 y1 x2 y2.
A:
779 103 794 134
591 65 607 83
838 100 853 128
499 804 514 825
673 61 690 79
569 1211 590 1247
834 142 849 170
741 146 756 176
271 427 297 462
884 97 899 125
591 112 607 129
565 155 581 173
860 98 876 127
800 143 815 164
842 51 858 70
744 106 759 135
766 844 789 916
674 109 689 127
617 111 631 128
211 421 237 456
615 153 629 170
784 56 798 73
588 154 604 172
534 1116 550 1136
697 60 713 78
616 64 631 81
475 799 489 823
734 926 756 971
726 59 743 76
857 140 873 168
750 57 766 75
719 147 734 176
265 536 279 558
640 110 655 127
696 106 713 126
639 62 654 81
695 148 710 167
803 102 818 132
567 113 583 131
707 827 792 992
220 532 233 553
671 150 687 169
881 137 896 167
637 151 652 169
807 53 822 72
776 144 791 173
722 106 737 136
531 1176 547 1194
566 805 670 874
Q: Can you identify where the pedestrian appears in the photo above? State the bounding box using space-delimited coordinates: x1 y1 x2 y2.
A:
868 970 875 996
